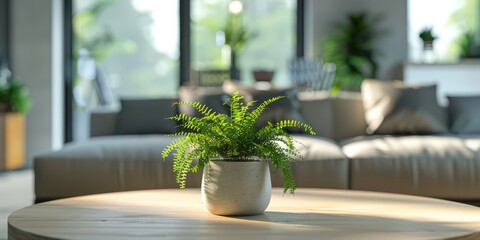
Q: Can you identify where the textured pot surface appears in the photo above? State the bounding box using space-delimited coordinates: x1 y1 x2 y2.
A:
201 160 272 216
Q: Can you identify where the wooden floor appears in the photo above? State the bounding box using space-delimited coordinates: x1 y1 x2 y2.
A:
0 169 34 240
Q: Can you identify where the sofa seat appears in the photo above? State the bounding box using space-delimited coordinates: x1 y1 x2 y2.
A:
34 135 195 202
34 134 348 202
342 134 480 200
271 134 348 189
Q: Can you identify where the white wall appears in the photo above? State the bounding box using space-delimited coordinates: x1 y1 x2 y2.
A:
10 0 63 166
307 0 408 80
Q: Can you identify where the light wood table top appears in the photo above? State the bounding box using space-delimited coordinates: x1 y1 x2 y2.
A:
8 188 480 240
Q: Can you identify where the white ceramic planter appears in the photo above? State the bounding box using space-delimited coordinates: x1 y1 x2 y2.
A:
201 160 272 216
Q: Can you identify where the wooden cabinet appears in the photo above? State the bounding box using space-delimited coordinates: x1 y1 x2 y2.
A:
0 113 25 170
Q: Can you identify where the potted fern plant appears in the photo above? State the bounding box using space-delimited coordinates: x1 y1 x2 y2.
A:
162 92 315 216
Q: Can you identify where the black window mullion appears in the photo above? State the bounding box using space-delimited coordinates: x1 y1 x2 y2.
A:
63 0 304 141
64 0 73 143
296 0 305 58
179 0 191 87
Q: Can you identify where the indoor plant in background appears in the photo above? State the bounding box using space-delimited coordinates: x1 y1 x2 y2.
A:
322 11 386 92
419 27 437 50
162 92 315 216
0 79 31 170
418 27 437 63
0 79 31 114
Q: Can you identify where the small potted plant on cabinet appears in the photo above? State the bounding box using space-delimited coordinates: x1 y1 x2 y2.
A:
419 27 437 50
162 92 315 216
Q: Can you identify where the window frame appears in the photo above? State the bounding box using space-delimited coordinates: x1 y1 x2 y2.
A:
0 0 11 73
63 0 305 143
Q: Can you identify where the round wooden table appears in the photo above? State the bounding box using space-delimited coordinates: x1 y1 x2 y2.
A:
8 188 480 239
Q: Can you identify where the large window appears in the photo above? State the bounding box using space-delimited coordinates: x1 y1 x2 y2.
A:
68 0 301 142
71 0 179 140
191 0 297 86
408 0 478 62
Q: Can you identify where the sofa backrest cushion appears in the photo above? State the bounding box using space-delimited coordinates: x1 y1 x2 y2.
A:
90 109 118 137
448 95 480 134
362 79 448 135
89 88 368 140
297 92 366 141
115 98 178 135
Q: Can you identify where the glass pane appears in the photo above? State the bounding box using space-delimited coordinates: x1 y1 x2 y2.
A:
72 0 179 141
408 0 476 62
241 0 296 86
191 0 296 86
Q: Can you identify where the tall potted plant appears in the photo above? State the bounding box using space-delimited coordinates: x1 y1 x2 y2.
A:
0 79 31 114
162 92 315 216
0 79 31 170
322 11 386 92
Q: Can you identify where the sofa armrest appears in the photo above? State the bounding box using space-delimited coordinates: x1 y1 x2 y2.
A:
90 109 118 137
298 91 366 142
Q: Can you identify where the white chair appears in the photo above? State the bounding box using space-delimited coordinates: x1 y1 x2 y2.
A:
288 58 336 92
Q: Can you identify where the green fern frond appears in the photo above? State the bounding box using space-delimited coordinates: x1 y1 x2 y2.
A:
263 141 297 193
248 96 285 124
274 120 316 135
171 114 209 133
174 101 216 117
224 92 244 120
162 137 189 159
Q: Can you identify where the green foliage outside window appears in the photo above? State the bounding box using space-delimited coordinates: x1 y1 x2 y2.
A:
448 0 480 59
457 31 480 58
73 0 135 62
192 0 296 84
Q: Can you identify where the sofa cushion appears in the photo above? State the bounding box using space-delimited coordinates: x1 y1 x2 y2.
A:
297 91 366 141
270 134 349 189
116 98 178 135
34 134 348 201
448 95 480 134
362 79 448 135
34 135 198 201
460 135 480 159
341 135 480 199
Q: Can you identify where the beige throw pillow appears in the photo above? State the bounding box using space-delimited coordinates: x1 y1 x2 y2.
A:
362 79 448 135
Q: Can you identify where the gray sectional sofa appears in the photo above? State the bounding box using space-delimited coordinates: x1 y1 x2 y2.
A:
34 91 480 203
